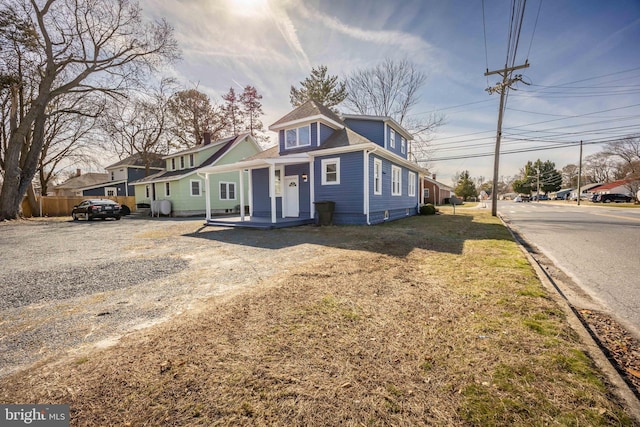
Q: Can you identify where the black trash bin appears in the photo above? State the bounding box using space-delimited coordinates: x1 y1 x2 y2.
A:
314 201 335 226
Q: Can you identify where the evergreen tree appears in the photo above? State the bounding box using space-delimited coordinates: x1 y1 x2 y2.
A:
289 65 347 109
221 87 244 136
239 85 265 138
454 170 478 201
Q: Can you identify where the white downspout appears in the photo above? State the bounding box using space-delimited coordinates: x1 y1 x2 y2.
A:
239 169 245 222
203 173 211 222
248 169 253 216
365 147 379 225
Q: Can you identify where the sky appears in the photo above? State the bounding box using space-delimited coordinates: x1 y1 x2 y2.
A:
139 0 640 186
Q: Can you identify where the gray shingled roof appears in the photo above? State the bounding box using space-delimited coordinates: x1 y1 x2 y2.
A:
107 153 165 169
270 99 344 129
54 173 109 190
316 127 372 150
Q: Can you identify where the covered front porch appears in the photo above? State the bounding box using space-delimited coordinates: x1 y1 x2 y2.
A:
198 151 315 228
205 215 315 230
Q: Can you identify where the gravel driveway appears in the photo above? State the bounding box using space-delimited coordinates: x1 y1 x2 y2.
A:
0 217 342 377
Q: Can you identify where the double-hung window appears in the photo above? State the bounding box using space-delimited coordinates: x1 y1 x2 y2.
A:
285 125 311 149
390 129 396 148
391 166 402 196
165 182 171 197
190 180 201 196
321 158 340 185
189 154 195 167
408 171 416 197
171 158 176 170
373 158 382 195
401 138 406 154
220 182 236 200
180 156 185 169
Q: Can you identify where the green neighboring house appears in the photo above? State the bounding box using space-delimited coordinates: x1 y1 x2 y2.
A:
132 133 262 217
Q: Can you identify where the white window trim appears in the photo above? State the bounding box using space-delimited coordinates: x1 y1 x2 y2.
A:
392 165 402 196
373 158 382 195
180 156 185 169
321 158 340 185
171 158 176 171
105 187 117 197
219 181 237 201
271 167 284 197
285 125 311 149
189 154 195 168
145 185 150 198
165 182 171 197
190 179 202 197
390 129 396 148
425 188 430 199
401 138 406 154
408 171 416 197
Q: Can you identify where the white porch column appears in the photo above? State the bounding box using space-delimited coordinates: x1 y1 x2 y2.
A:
205 173 211 221
239 169 245 222
248 169 253 216
269 164 277 224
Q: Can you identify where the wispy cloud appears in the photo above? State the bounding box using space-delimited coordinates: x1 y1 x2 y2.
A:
264 1 311 71
296 2 433 56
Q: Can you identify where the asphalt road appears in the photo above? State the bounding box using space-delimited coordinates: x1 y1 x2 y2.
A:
497 201 640 337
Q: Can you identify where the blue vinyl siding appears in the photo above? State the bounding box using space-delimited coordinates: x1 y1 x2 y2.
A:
127 168 155 196
343 119 385 148
83 182 127 197
386 125 407 159
319 123 335 146
314 151 365 225
251 168 281 218
310 123 318 148
368 155 419 224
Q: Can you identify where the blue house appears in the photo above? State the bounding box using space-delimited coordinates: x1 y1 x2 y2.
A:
199 100 425 227
79 153 164 198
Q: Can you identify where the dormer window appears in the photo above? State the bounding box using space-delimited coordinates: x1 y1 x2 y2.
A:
180 156 185 169
189 154 195 167
171 158 176 170
285 125 311 149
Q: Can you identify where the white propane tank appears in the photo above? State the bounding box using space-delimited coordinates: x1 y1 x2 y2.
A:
159 200 171 216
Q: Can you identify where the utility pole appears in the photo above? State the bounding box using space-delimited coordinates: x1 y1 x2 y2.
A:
536 168 540 202
577 140 583 206
485 61 530 216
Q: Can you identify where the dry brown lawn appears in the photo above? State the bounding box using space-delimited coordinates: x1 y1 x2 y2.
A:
1 209 635 426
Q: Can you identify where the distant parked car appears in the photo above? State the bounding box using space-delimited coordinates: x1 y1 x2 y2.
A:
598 193 633 203
72 199 122 221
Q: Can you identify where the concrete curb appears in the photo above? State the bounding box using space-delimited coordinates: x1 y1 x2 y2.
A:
499 214 640 423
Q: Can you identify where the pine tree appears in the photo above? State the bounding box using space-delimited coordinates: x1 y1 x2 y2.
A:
289 65 347 109
239 85 264 138
221 87 244 136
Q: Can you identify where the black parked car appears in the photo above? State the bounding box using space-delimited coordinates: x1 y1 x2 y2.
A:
72 199 122 221
598 193 633 203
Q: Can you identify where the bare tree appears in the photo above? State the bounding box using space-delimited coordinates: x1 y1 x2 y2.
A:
38 93 104 195
343 58 444 166
561 163 579 188
101 82 173 177
0 0 179 220
167 88 225 148
583 152 616 183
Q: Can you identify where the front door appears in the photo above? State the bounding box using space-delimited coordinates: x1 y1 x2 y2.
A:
284 175 299 217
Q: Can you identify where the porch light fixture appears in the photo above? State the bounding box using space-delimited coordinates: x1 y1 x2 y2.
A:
301 173 308 182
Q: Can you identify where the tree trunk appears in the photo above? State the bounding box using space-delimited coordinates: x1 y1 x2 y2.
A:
26 184 39 217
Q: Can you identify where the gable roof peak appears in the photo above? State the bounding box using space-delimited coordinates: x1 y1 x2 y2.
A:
269 99 344 131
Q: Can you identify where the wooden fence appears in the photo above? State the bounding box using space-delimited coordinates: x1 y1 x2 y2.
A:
21 196 137 218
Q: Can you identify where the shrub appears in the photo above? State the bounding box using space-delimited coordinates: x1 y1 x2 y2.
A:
420 204 437 215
